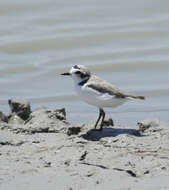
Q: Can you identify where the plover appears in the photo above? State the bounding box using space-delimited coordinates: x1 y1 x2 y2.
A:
61 65 145 130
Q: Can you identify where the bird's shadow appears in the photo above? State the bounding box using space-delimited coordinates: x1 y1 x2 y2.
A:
81 127 143 141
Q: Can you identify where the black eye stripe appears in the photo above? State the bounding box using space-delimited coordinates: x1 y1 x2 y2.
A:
74 65 80 69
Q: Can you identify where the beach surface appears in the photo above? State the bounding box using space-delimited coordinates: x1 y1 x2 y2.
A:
0 99 169 190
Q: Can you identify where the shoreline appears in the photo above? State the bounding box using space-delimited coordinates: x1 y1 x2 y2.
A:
0 98 169 190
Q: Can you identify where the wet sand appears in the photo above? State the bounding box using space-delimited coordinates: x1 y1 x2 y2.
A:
0 99 169 190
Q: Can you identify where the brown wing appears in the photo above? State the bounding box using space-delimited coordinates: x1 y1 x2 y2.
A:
87 75 145 100
87 75 126 98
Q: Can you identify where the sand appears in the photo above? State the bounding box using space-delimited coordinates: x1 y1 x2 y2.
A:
0 99 169 190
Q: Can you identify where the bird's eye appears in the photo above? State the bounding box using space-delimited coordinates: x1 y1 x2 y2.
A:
74 65 79 69
75 71 81 74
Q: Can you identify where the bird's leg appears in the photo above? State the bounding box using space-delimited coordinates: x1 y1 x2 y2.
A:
99 109 105 131
94 108 103 129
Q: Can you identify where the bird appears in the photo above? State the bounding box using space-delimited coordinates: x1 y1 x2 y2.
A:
61 65 145 130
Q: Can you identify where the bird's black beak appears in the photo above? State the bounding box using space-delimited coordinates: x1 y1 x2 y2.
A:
61 72 71 76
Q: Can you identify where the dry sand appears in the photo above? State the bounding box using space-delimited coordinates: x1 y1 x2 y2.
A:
0 99 169 190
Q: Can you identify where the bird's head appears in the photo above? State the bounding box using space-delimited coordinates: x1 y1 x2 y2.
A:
61 65 91 84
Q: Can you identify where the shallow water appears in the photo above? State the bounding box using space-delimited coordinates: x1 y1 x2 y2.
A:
0 0 169 125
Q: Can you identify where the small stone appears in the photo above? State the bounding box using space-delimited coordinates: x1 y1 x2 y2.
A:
55 108 66 121
67 127 81 136
8 113 24 125
44 161 51 167
8 98 31 120
137 119 160 133
102 116 114 126
0 111 8 123
64 159 71 166
47 108 66 121
144 170 150 174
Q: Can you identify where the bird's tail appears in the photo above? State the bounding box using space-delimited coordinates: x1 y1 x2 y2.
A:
125 94 145 100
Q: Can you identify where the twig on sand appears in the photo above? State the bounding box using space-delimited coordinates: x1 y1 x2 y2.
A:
80 162 109 169
113 168 137 177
